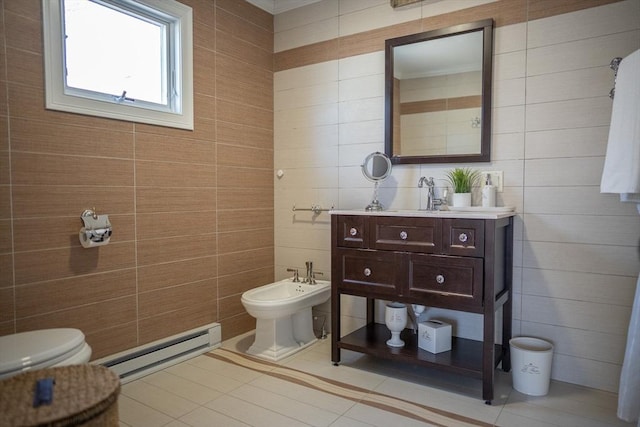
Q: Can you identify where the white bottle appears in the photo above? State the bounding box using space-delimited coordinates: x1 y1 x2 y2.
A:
482 174 496 208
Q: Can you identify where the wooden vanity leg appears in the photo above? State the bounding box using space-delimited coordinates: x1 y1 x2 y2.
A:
366 298 375 323
331 278 340 365
502 294 513 372
482 222 496 403
501 216 514 372
482 328 495 402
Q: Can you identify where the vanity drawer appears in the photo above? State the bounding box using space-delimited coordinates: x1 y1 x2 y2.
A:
336 249 403 297
407 254 483 310
443 218 484 257
336 215 368 248
370 216 441 253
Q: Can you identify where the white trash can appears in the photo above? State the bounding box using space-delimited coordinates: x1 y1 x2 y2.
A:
510 337 554 396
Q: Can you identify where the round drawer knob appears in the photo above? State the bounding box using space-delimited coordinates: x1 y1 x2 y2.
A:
363 268 372 277
399 231 408 240
349 227 357 236
458 233 468 243
436 274 445 284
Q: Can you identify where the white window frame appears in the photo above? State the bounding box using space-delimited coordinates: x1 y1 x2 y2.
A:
42 0 193 130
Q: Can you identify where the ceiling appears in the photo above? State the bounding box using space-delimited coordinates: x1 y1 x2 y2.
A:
394 31 483 79
246 0 323 15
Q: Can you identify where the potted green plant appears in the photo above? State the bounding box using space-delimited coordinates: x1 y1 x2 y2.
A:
445 168 480 207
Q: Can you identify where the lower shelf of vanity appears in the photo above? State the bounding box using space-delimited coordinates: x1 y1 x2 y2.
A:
336 323 503 378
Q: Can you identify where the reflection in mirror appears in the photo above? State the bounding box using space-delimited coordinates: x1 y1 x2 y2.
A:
385 20 493 164
361 152 392 211
362 151 392 181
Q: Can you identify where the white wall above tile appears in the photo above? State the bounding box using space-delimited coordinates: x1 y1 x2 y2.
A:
273 0 640 393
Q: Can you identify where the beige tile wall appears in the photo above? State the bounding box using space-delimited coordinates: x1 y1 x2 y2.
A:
0 0 274 358
274 0 640 392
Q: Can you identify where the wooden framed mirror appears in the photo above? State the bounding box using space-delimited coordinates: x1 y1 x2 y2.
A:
385 19 494 164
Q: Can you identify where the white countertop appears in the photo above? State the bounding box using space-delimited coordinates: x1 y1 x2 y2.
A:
330 207 516 220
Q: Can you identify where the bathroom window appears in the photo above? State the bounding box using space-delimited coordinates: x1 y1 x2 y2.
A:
42 0 193 130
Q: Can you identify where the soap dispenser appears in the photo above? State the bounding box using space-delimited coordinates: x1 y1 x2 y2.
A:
482 174 496 208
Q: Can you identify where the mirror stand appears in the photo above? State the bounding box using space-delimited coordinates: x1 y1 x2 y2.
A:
366 181 384 211
362 152 392 211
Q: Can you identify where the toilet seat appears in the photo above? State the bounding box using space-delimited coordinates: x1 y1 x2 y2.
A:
0 328 92 379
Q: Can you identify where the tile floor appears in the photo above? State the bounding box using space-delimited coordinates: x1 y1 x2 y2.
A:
117 332 632 427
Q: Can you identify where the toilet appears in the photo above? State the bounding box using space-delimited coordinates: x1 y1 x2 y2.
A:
0 328 92 380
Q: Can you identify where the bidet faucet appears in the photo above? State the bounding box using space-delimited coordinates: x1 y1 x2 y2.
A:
304 261 323 284
418 177 447 211
287 268 300 282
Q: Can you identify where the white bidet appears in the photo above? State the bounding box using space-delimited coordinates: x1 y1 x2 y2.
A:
241 278 330 361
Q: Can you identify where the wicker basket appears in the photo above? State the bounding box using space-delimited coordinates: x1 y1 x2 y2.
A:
0 364 120 426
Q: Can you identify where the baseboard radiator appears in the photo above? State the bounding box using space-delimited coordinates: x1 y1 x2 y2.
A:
95 323 221 383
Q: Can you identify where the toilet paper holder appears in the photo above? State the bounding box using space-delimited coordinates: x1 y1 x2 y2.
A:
79 208 112 248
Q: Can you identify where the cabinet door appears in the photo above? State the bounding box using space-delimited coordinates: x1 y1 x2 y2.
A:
407 254 483 311
335 248 404 297
336 215 368 248
442 219 484 257
370 216 441 253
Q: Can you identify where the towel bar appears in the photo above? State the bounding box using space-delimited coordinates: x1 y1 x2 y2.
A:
292 204 334 214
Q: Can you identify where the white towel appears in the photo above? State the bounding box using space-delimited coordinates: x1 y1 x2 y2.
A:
602 49 640 426
618 275 640 426
600 48 640 202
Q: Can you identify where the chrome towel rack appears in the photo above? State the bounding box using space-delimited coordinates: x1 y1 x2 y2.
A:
292 204 334 214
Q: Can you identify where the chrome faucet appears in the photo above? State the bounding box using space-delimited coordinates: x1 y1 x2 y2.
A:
304 261 323 284
418 177 448 211
287 268 300 282
305 261 313 284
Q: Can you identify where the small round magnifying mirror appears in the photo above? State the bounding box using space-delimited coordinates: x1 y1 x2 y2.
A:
361 152 392 211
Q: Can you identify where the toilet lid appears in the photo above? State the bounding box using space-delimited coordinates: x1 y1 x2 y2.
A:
0 329 87 375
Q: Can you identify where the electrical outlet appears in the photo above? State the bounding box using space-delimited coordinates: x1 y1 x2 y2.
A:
480 171 503 192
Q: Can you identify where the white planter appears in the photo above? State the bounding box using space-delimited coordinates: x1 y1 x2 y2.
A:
452 192 472 207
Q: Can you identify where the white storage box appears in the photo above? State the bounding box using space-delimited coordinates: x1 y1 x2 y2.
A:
418 320 452 353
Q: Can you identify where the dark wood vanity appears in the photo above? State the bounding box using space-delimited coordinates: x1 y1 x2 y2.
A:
330 210 514 403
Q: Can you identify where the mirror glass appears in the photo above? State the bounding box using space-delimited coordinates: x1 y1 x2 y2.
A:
361 152 392 211
385 20 493 164
362 151 392 182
